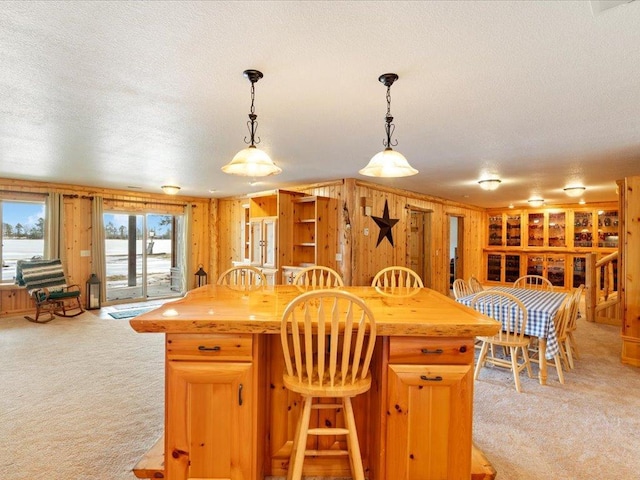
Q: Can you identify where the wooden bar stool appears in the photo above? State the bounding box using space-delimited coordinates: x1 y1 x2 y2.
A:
280 290 377 480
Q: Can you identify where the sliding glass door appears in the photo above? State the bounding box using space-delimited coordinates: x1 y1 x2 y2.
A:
104 212 183 303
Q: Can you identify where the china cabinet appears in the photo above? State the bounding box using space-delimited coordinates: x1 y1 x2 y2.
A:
484 203 617 288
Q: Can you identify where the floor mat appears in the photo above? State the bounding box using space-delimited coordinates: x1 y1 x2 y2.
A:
108 308 154 319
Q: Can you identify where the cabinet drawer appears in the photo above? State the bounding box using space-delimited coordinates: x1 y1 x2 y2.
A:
166 334 253 361
389 337 473 365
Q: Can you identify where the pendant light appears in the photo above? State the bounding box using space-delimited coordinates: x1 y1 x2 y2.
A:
359 73 418 178
221 69 282 177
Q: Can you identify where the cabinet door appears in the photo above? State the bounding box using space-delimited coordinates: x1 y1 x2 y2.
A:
262 218 277 269
249 220 264 267
386 364 472 480
527 212 545 247
487 215 503 246
166 362 253 480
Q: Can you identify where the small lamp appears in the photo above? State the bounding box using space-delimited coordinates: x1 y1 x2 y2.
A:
86 273 101 310
195 264 208 288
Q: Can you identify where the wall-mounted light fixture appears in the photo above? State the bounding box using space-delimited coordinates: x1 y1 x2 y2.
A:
478 178 502 191
221 69 282 177
359 73 418 178
161 185 181 195
528 198 545 207
563 186 586 197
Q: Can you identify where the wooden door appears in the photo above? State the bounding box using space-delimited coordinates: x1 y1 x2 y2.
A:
385 363 473 480
165 361 253 480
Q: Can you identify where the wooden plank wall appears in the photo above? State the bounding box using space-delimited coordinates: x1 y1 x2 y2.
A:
0 177 213 314
212 178 486 297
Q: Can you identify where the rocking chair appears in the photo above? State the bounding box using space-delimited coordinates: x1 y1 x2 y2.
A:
17 259 84 323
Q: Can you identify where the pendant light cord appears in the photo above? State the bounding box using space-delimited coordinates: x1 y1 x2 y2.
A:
245 80 260 146
383 85 397 148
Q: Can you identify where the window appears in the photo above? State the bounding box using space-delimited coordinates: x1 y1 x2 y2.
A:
1 200 46 283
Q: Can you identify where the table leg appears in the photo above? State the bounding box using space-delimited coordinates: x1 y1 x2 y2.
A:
538 337 547 385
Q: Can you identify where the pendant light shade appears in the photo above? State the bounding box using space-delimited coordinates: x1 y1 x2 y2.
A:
360 73 418 178
359 147 418 177
222 145 282 177
222 69 281 177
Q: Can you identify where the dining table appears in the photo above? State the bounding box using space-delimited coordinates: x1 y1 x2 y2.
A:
456 286 568 385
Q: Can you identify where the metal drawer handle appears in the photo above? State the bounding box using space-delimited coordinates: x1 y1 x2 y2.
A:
421 348 444 355
420 375 443 382
198 345 221 351
238 383 244 406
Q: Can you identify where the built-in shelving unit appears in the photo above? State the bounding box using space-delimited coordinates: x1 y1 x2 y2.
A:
484 203 618 289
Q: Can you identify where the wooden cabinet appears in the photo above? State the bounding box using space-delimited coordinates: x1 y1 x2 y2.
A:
486 253 521 284
526 253 566 287
525 210 566 248
165 334 256 480
385 337 474 479
487 213 522 247
484 203 617 288
249 218 277 269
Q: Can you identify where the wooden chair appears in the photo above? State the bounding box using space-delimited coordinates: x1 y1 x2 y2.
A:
472 291 533 393
216 265 266 290
564 284 584 368
280 290 376 480
371 266 424 288
468 276 484 294
452 278 473 299
513 275 553 290
18 259 84 323
292 266 344 288
528 297 570 383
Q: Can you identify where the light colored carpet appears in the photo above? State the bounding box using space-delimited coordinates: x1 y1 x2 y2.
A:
1 310 638 479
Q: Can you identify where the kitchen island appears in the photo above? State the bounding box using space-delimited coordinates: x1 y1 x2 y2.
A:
130 284 500 480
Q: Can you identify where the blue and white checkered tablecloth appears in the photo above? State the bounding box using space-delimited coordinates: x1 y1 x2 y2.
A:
456 286 567 359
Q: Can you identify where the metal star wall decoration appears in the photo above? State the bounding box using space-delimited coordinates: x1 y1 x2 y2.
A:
371 199 399 247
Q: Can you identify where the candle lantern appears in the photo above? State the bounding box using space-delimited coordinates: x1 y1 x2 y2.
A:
86 273 101 310
195 265 208 288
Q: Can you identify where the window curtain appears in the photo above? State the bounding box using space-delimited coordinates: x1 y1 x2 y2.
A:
44 192 65 262
91 196 107 303
181 204 194 292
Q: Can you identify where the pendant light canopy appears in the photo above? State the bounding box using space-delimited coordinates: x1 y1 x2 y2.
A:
222 69 282 177
359 73 418 178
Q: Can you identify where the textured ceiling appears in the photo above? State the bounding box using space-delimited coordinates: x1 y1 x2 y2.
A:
1 1 639 208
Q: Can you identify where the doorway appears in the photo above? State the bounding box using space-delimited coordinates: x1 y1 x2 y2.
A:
407 207 432 288
103 212 184 303
448 215 464 288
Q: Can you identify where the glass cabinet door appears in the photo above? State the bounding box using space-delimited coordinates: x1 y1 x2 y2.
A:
548 212 566 247
573 256 586 288
546 255 565 287
488 216 503 246
506 215 521 247
526 255 544 276
574 211 593 247
504 254 521 283
597 210 619 248
487 254 502 282
527 213 544 247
